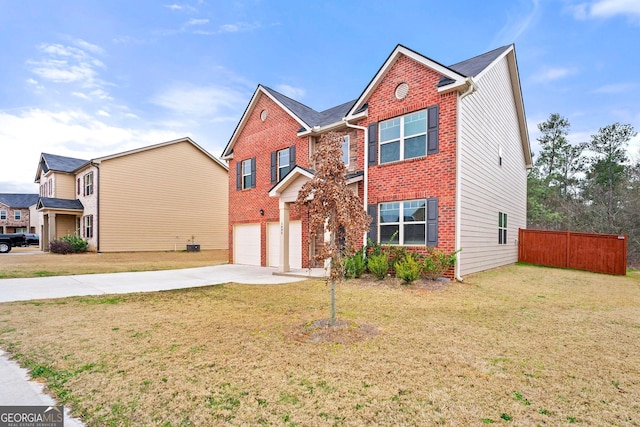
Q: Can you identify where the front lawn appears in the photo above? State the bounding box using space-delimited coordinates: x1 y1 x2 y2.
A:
0 265 638 426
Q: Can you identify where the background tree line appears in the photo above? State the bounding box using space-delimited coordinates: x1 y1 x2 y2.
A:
528 113 639 267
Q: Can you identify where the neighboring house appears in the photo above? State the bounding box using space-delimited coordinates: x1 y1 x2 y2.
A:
34 137 229 252
222 44 532 278
0 193 39 234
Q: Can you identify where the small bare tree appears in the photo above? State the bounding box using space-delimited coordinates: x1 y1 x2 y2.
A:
296 131 370 325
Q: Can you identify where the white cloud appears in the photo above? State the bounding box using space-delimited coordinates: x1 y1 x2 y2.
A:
151 84 246 117
97 110 110 117
275 84 306 100
593 82 637 93
26 41 110 99
186 18 209 26
532 66 577 83
493 0 540 45
0 108 183 193
572 0 640 20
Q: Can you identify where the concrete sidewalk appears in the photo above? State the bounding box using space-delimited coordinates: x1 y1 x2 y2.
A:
0 350 85 426
0 264 324 424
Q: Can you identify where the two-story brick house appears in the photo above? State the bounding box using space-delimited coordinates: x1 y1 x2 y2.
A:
34 137 229 252
0 193 39 234
222 44 531 278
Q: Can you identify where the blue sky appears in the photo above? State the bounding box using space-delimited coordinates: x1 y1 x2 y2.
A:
1 0 639 193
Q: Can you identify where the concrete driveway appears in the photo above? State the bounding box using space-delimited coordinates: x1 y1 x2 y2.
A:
0 264 320 303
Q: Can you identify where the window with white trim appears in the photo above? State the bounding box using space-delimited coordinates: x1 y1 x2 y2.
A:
277 148 290 181
84 215 93 238
341 135 350 165
379 110 427 163
379 199 426 245
0 210 6 220
14 210 21 221
242 159 252 190
84 172 94 196
498 212 508 245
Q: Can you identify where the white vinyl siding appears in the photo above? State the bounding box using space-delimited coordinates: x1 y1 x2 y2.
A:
458 55 527 276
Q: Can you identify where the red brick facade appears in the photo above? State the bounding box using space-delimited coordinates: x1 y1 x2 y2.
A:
227 52 459 268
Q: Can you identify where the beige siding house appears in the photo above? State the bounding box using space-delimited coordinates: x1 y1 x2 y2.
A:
35 137 228 252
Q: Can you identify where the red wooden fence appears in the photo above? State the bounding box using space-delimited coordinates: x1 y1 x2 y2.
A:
518 229 627 276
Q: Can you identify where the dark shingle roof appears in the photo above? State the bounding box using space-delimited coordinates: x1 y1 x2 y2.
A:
0 194 39 208
448 45 511 77
37 197 84 211
263 46 510 128
42 153 88 173
262 86 357 129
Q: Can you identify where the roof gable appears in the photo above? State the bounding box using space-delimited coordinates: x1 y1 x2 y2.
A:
346 44 469 118
36 153 88 182
92 137 228 170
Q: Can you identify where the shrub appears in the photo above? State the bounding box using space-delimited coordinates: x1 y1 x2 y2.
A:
49 240 73 254
422 248 459 280
368 253 389 280
395 253 422 284
50 235 89 254
344 251 367 279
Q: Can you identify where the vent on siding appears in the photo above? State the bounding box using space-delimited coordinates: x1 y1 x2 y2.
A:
260 109 268 122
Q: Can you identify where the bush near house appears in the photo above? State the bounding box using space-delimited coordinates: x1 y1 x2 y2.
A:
359 237 459 282
50 235 89 254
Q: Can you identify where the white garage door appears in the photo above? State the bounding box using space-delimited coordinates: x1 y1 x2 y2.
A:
234 223 261 266
267 221 302 269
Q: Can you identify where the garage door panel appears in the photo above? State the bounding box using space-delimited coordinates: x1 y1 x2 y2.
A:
267 221 301 269
234 224 260 266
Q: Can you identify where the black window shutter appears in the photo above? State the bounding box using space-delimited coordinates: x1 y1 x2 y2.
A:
367 204 377 243
427 105 439 155
270 151 277 184
236 162 242 190
250 157 256 188
289 145 296 169
426 197 438 246
368 122 378 166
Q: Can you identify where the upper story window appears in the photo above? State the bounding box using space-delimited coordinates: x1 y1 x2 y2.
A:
271 146 296 184
84 172 94 196
278 148 290 180
236 158 256 190
372 105 439 165
342 136 350 166
0 210 6 220
14 210 21 221
380 110 427 163
242 159 252 189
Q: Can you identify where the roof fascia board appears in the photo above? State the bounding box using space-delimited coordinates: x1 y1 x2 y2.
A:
223 85 312 159
297 120 346 137
92 137 228 170
268 166 314 197
473 44 513 82
348 45 467 116
505 48 532 168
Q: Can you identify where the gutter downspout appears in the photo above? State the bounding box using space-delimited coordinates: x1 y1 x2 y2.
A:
454 77 477 282
91 162 100 253
343 119 368 248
